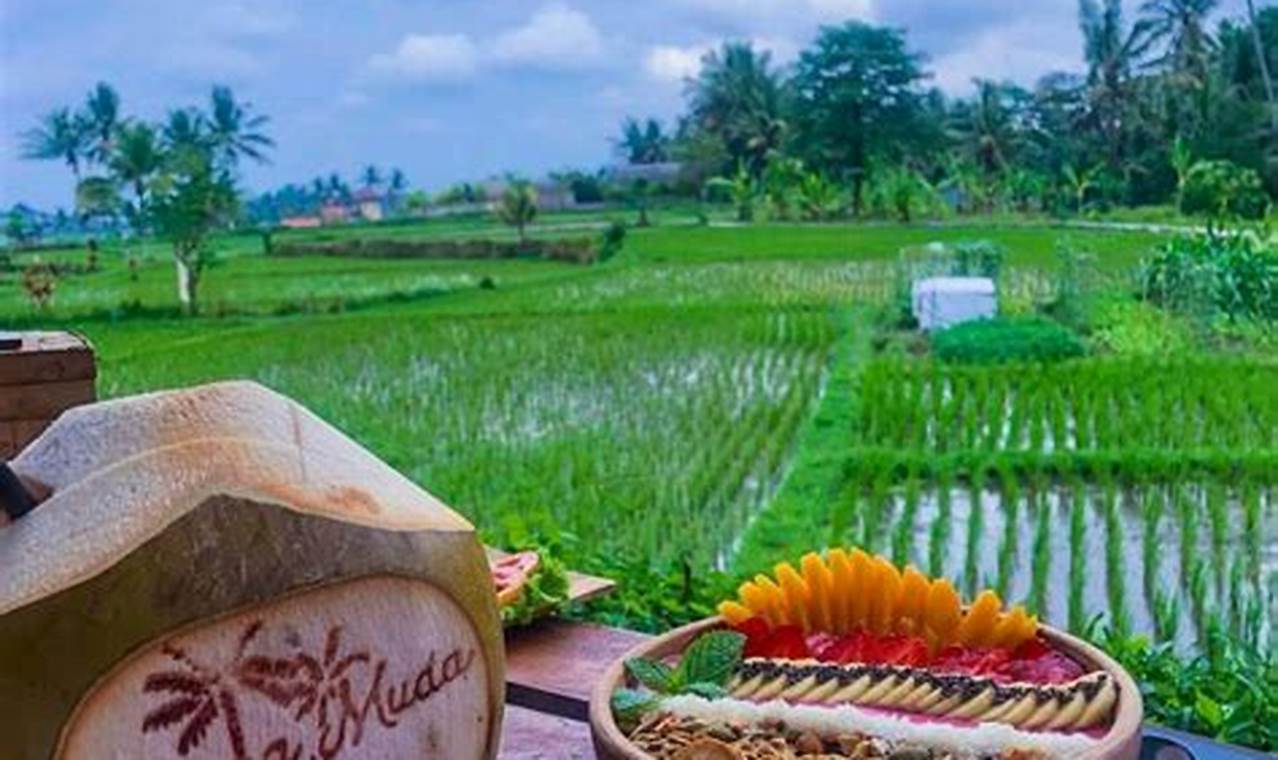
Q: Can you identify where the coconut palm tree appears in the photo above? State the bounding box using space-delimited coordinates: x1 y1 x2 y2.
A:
163 108 209 153
949 80 1029 178
109 121 164 232
82 81 121 165
387 168 408 211
497 180 538 245
1078 0 1154 168
21 107 91 181
207 85 273 168
1140 0 1218 82
687 42 787 175
616 117 670 164
361 164 381 189
1245 0 1278 134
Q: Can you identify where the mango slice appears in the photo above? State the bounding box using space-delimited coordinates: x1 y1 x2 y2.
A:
719 549 1039 650
959 590 1002 647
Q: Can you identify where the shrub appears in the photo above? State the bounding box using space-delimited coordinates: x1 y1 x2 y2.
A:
598 220 627 262
1090 625 1277 752
20 259 57 309
1092 299 1192 356
952 240 1005 279
931 317 1086 364
1180 160 1270 224
1141 234 1277 322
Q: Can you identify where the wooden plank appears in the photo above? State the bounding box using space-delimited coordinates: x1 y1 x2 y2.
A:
0 332 95 386
2 419 50 459
498 705 595 759
505 620 651 720
487 546 617 605
0 380 95 420
0 421 16 460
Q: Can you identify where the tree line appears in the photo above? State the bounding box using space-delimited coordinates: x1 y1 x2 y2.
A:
617 0 1278 220
20 82 273 311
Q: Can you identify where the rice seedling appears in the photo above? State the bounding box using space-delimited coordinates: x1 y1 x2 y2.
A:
1068 479 1088 634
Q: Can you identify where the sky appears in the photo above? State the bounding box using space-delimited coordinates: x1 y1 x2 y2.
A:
0 0 1258 209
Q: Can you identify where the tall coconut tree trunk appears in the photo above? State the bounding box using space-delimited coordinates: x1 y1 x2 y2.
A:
174 246 197 313
1246 0 1278 134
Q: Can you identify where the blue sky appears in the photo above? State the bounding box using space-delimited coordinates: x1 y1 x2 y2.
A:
0 0 1256 208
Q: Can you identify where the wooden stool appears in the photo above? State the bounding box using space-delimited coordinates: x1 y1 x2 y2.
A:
0 331 96 459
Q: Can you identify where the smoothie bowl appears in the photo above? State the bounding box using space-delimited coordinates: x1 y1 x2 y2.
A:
590 549 1142 759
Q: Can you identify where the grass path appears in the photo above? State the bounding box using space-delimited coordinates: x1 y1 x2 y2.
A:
731 307 873 575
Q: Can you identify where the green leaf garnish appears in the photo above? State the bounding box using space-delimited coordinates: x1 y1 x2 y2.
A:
612 629 745 725
625 657 677 693
684 682 729 700
675 630 745 688
611 688 661 725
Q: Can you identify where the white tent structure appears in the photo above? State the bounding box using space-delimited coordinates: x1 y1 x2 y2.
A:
912 276 997 331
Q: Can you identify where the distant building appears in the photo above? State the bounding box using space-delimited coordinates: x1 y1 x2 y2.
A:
353 187 385 222
606 162 683 185
319 202 351 224
481 178 577 212
280 215 322 229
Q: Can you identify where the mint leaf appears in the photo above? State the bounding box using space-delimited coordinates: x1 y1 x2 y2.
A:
676 631 745 687
612 688 660 725
684 682 728 700
625 657 677 693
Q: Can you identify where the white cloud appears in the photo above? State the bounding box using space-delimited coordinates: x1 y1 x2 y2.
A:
366 33 479 82
677 0 874 26
643 35 799 84
930 20 1078 95
492 4 604 68
644 43 711 82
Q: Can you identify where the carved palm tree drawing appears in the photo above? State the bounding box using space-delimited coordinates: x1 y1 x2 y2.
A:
290 626 370 727
141 643 247 758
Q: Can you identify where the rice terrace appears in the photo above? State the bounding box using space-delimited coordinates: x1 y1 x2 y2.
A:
2 0 1278 756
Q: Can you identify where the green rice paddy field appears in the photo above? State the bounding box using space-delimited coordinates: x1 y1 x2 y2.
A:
3 216 1273 667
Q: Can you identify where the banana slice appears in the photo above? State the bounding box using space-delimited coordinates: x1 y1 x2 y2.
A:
725 658 1120 733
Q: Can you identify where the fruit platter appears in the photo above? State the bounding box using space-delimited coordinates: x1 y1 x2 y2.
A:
590 549 1142 759
488 546 615 626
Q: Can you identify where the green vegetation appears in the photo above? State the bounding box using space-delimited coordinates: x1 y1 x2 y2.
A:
5 210 1276 749
931 317 1086 364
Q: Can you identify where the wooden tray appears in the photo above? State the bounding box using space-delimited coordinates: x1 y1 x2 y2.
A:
486 547 616 607
588 617 1144 760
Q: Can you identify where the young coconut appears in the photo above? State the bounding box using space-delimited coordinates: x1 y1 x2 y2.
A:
0 380 504 759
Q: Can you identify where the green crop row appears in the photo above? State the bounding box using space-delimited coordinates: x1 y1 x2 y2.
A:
858 357 1278 453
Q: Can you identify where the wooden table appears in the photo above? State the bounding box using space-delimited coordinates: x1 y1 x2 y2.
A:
498 620 1270 759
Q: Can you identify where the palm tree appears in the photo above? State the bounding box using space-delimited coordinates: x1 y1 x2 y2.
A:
82 81 121 165
327 172 350 202
1078 0 1154 168
1245 0 1278 134
361 164 381 189
207 85 273 167
949 80 1028 178
687 42 787 175
387 168 408 212
497 180 538 245
163 108 208 153
109 121 164 230
388 168 407 193
1140 0 1218 83
616 117 670 164
21 107 91 181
